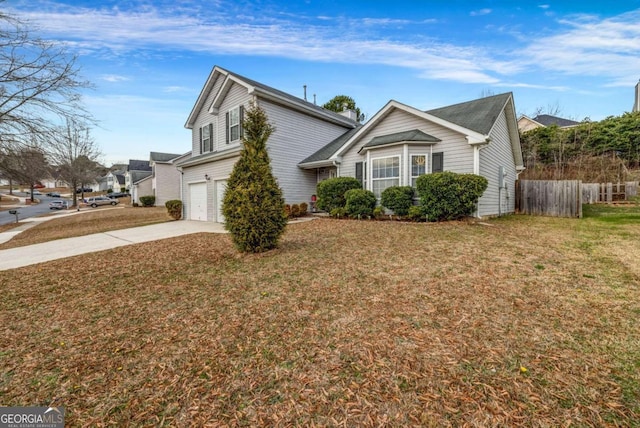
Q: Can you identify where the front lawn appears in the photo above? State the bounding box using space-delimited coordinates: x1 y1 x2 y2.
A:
0 215 638 426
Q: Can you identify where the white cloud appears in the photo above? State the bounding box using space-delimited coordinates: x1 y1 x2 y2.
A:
102 74 130 82
470 9 492 17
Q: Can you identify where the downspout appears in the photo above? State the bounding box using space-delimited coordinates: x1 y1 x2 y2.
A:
178 166 184 220
473 141 490 218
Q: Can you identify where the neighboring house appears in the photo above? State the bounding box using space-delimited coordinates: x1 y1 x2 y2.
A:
102 170 125 192
131 174 153 205
299 93 524 218
517 114 580 133
149 151 187 206
124 159 152 190
176 66 358 222
178 66 523 222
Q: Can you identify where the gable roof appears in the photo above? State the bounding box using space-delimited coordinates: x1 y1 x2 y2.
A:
426 93 512 135
532 114 580 128
128 159 152 172
299 92 523 169
130 170 152 184
185 66 358 129
150 152 182 163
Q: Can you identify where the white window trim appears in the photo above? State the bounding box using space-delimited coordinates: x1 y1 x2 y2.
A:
410 154 428 187
228 106 241 144
371 155 401 198
200 122 215 153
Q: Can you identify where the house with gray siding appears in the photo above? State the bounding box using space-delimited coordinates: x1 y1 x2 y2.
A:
176 66 358 222
179 66 523 222
149 151 187 207
299 93 524 218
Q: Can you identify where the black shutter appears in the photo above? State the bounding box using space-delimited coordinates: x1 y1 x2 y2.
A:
208 123 213 151
355 162 363 187
239 105 244 139
225 112 230 144
432 152 444 173
199 127 203 154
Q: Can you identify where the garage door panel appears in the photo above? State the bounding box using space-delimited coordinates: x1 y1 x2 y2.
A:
189 182 207 221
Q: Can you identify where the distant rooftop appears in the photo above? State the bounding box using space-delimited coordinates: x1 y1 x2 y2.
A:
532 114 580 128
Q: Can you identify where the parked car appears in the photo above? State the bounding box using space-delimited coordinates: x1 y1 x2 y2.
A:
107 192 131 199
46 192 61 197
85 196 118 208
76 187 93 193
49 200 69 210
34 183 45 189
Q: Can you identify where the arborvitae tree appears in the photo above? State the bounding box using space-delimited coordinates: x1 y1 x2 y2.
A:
222 102 286 253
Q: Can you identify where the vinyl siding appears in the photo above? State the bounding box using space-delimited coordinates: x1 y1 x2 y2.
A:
259 98 352 204
191 74 225 155
340 108 474 180
478 109 517 217
153 163 181 207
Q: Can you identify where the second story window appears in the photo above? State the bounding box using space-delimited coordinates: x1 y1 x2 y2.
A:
200 123 214 153
226 106 243 144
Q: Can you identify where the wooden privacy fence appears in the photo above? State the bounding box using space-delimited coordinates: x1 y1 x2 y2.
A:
516 180 640 218
516 180 582 218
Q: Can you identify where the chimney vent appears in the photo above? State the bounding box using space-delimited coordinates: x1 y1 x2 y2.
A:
303 85 307 101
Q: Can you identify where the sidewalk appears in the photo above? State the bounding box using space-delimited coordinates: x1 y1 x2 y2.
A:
0 220 227 270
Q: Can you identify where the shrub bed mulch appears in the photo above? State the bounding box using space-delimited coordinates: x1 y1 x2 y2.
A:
0 216 639 426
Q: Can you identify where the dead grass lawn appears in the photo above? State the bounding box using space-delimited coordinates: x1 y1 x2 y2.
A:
0 215 638 426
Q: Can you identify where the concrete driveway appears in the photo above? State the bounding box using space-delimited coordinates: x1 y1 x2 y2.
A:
0 221 226 270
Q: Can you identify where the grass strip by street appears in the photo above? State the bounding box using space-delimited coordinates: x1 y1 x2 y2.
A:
0 212 638 426
0 207 171 249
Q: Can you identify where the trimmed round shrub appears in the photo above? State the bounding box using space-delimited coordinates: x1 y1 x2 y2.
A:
291 204 301 217
380 186 414 216
344 188 377 218
407 205 425 221
139 195 156 207
316 177 362 212
330 207 347 218
165 199 183 220
299 202 308 215
416 171 488 221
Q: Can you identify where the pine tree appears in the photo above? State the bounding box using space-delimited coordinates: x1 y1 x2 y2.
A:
222 102 287 253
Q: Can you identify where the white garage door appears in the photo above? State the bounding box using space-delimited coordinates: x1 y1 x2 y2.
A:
215 179 227 223
189 182 207 221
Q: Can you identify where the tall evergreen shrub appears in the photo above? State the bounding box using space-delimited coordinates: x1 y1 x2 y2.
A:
416 171 488 221
222 103 286 253
380 186 414 216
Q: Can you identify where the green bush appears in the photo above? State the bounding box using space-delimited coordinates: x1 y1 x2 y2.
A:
344 188 376 218
165 199 183 220
416 172 488 221
407 205 425 221
106 188 113 194
222 103 286 253
299 202 308 215
291 204 300 217
139 195 156 207
373 206 384 219
330 207 347 218
316 177 362 212
380 186 414 216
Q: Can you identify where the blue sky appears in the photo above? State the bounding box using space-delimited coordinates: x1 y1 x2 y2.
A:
6 0 640 166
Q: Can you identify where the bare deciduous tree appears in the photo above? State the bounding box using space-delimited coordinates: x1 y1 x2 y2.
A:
0 7 93 148
48 119 103 205
0 146 49 201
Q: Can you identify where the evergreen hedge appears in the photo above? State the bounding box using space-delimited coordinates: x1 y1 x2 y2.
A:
316 177 362 212
165 199 182 220
380 186 414 216
344 188 377 217
139 195 156 207
416 172 488 221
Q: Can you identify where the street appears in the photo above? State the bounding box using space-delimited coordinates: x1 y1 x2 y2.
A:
0 192 75 226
